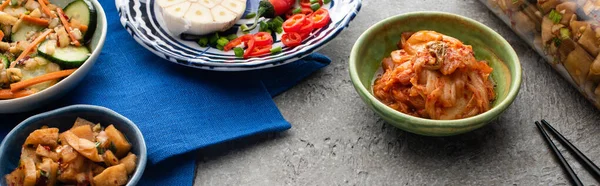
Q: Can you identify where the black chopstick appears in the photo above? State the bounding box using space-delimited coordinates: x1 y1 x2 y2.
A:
535 121 583 186
541 120 600 180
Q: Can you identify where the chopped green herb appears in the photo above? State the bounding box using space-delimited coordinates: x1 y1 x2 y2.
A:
109 142 117 153
244 12 256 19
267 21 275 31
96 142 106 154
233 47 244 57
274 16 284 24
512 0 519 4
10 0 17 7
217 45 224 50
311 3 321 11
208 33 220 47
323 0 331 3
549 9 562 24
270 46 282 54
293 7 302 14
226 34 238 41
197 37 209 47
240 24 249 32
275 27 283 34
24 11 30 15
553 37 562 47
310 0 319 3
217 37 229 47
259 21 270 32
560 28 571 39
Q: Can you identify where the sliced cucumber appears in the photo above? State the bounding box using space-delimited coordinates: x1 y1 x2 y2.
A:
11 22 44 42
37 40 90 69
0 54 8 69
64 0 97 43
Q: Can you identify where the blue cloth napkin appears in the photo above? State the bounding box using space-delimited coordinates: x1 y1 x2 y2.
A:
0 0 331 184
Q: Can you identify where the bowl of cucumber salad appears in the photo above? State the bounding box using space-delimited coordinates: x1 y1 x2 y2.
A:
0 0 106 113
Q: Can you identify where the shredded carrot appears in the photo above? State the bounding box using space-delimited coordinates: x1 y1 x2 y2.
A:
13 89 34 98
38 0 56 18
21 15 49 27
56 8 80 47
40 0 50 4
0 89 13 99
0 0 9 11
11 29 53 68
10 69 76 92
0 30 5 40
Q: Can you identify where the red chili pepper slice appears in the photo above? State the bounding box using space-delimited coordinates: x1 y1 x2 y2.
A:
283 14 305 33
285 7 314 19
248 44 273 57
309 8 330 29
301 7 314 15
300 0 322 8
253 32 274 46
224 34 252 51
243 38 255 58
299 31 311 40
281 32 303 47
298 17 314 34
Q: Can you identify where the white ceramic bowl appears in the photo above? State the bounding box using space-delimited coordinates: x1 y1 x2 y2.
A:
0 0 107 113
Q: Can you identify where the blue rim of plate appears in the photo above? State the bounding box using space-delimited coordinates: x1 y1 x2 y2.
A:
115 0 362 71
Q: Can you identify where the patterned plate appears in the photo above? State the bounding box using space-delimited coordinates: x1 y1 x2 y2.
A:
115 0 362 71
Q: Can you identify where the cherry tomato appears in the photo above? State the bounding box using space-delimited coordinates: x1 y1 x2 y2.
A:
270 0 291 16
224 34 252 51
243 38 255 58
253 32 273 46
298 17 314 34
309 8 330 29
248 44 273 57
281 32 303 47
300 0 322 8
283 14 305 33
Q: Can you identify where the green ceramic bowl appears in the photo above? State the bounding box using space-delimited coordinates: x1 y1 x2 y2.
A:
349 12 522 136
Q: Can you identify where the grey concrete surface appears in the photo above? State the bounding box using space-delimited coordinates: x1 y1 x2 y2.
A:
194 1 600 185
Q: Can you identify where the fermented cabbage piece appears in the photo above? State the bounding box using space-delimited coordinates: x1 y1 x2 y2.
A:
373 31 495 120
21 158 36 186
91 163 106 176
104 125 131 158
4 167 24 186
73 117 96 127
23 128 59 148
57 151 88 184
69 124 95 142
62 131 103 162
93 164 128 186
578 26 600 56
564 45 593 86
103 150 119 166
38 158 59 186
120 152 138 174
35 144 59 162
